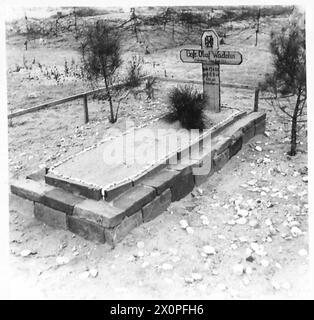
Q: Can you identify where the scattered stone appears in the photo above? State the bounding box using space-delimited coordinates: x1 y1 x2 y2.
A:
203 245 216 256
79 271 90 280
271 280 281 290
245 266 253 275
137 241 145 249
186 226 194 234
231 243 238 250
260 259 269 267
162 263 173 271
179 220 189 229
237 209 249 217
302 176 308 183
200 215 209 226
255 146 263 152
243 277 250 286
246 256 255 263
235 217 247 225
192 273 203 281
20 249 36 257
249 219 259 228
89 269 98 278
56 256 70 265
265 218 272 226
233 264 244 276
298 249 308 257
184 277 194 284
291 226 302 237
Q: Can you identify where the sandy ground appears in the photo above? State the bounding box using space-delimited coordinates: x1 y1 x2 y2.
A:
6 11 310 299
8 98 310 299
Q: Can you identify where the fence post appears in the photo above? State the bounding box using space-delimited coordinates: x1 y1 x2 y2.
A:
254 87 260 112
83 94 89 123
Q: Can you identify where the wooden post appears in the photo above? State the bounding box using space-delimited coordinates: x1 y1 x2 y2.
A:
83 94 89 123
254 88 260 112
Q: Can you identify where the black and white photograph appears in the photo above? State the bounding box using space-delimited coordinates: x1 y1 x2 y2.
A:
0 0 312 301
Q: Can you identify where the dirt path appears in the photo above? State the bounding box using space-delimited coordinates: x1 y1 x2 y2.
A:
8 101 310 299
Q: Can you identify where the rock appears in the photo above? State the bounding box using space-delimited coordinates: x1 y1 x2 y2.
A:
246 255 255 263
260 259 269 267
231 243 238 250
302 176 308 183
298 249 308 257
250 243 267 256
184 277 194 284
186 226 194 234
291 226 302 237
56 256 70 265
232 264 244 276
79 271 90 280
89 269 98 278
162 263 173 271
203 245 216 255
255 146 263 152
20 249 36 257
249 219 259 228
137 241 145 249
271 280 281 290
192 273 203 281
179 220 189 229
200 215 209 225
237 209 249 217
235 217 247 225
265 218 272 226
245 266 253 275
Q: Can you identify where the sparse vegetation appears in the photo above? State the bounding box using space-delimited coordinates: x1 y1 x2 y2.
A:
81 21 122 123
167 85 207 130
124 55 144 88
260 8 306 156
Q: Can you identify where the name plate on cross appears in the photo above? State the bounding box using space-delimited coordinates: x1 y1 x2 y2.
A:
180 29 243 113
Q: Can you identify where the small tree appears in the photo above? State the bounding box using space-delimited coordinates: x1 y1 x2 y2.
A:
260 9 306 156
81 21 122 123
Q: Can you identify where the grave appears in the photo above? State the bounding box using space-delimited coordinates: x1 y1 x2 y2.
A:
9 29 265 246
180 29 243 112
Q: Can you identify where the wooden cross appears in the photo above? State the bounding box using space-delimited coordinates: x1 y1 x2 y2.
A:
180 29 243 113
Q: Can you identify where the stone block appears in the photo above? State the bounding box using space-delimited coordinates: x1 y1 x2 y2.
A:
73 199 125 228
242 124 255 144
229 135 243 158
10 179 53 202
41 188 85 215
9 193 34 218
169 167 195 201
67 215 105 243
104 211 143 246
34 202 67 230
113 185 156 217
255 119 266 136
142 189 171 222
213 148 229 171
140 169 180 195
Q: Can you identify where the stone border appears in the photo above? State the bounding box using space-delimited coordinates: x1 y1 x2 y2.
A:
46 110 247 202
10 111 266 246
